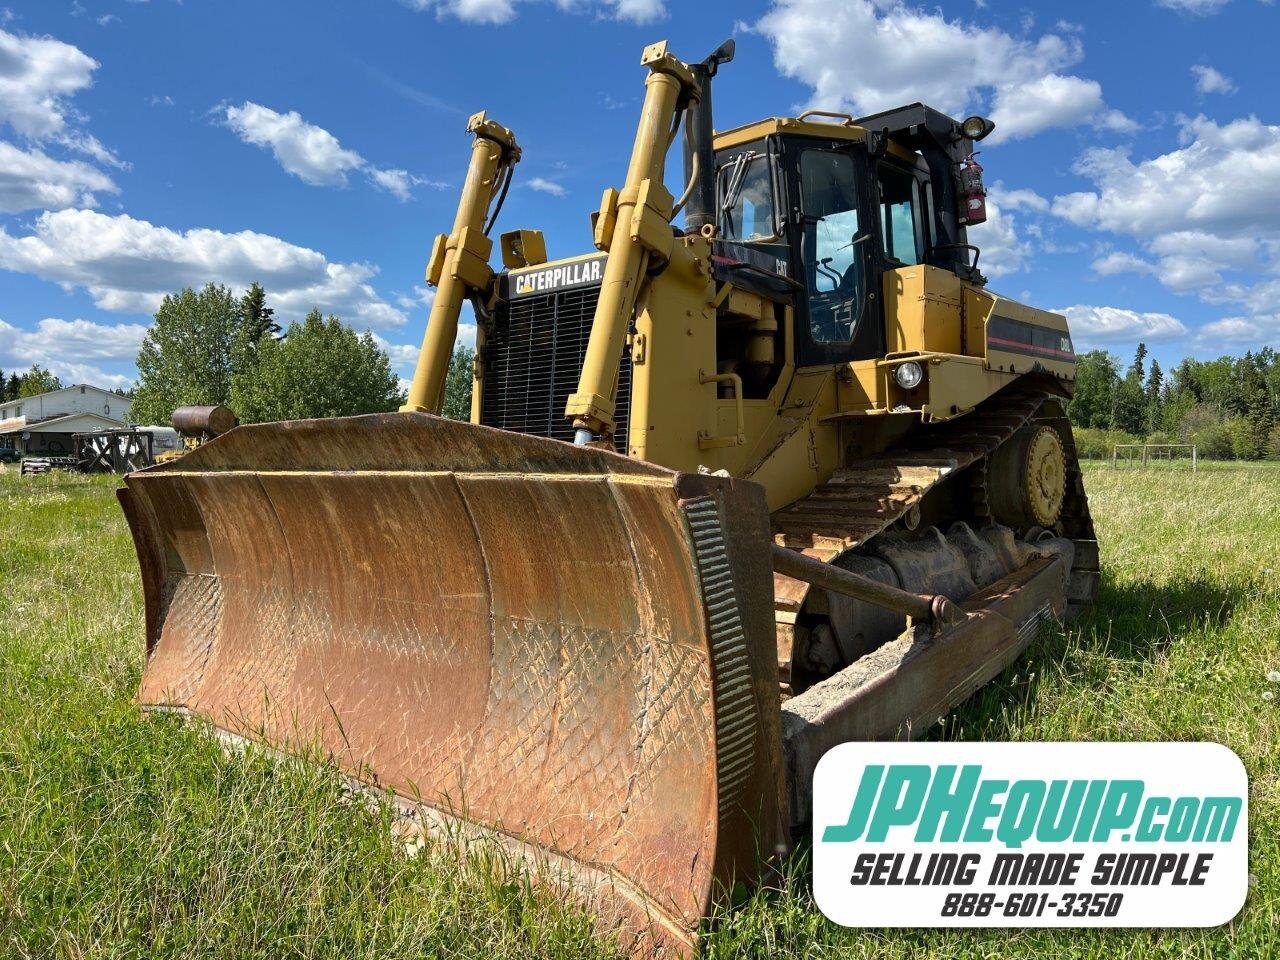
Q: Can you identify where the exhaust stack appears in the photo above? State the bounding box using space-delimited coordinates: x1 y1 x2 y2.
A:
682 38 735 236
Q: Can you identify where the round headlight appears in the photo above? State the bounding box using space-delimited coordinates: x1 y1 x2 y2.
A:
894 361 924 390
962 115 995 141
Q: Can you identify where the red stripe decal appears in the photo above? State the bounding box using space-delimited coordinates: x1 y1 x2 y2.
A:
987 336 1075 360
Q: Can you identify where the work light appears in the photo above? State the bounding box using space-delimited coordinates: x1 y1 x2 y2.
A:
894 361 924 390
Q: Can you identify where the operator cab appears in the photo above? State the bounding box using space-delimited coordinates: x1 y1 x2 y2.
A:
710 107 991 369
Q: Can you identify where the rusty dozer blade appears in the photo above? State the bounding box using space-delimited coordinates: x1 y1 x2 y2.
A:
118 413 787 956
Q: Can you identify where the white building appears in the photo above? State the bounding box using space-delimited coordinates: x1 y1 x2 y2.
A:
0 384 133 456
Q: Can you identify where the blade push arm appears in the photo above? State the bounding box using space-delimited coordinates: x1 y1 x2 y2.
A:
403 111 519 414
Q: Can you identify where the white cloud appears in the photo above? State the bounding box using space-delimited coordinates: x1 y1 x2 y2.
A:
222 102 431 201
0 208 408 328
7 357 131 389
401 0 665 24
56 363 133 389
1092 233 1264 293
526 176 566 197
0 316 146 362
372 323 476 378
96 13 119 25
371 333 422 369
990 74 1137 142
1058 305 1189 346
366 167 416 201
396 284 435 311
57 130 128 170
968 196 1031 277
1054 116 1280 240
1195 316 1275 346
0 317 147 388
1155 0 1231 14
1147 231 1261 286
148 94 174 107
606 0 665 21
1191 64 1236 96
402 0 514 22
1092 250 1157 278
223 102 363 187
992 185 1049 213
0 27 99 139
752 0 1131 143
1054 115 1280 317
0 140 117 211
1202 275 1280 317
0 28 125 191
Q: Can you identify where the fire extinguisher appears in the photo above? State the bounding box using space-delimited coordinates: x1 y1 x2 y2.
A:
959 153 987 226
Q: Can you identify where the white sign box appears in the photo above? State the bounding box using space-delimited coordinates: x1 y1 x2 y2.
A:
813 742 1248 928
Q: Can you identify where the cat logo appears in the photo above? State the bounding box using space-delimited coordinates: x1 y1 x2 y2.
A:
511 256 605 297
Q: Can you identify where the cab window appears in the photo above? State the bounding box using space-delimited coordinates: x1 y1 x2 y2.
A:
718 152 778 242
800 149 866 345
877 163 925 265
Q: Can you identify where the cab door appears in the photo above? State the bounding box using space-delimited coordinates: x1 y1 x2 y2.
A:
781 137 882 366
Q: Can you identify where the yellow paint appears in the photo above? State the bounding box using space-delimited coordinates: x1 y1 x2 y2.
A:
404 112 519 415
712 117 923 167
565 46 697 436
446 40 1083 515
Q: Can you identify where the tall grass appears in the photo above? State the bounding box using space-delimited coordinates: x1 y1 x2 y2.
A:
0 465 1276 958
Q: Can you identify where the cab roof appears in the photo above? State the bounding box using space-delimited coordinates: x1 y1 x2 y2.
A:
712 115 922 166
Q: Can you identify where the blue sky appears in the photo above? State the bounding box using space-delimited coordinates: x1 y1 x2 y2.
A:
0 0 1276 390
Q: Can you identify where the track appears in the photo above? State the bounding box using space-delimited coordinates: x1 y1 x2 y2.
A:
771 379 1100 684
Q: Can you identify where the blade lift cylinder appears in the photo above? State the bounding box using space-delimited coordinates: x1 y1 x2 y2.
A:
566 43 701 445
403 113 519 415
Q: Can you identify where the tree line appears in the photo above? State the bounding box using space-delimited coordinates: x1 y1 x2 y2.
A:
38 283 1273 463
6 282 474 427
0 364 65 402
128 282 478 427
130 282 442 426
1069 344 1280 460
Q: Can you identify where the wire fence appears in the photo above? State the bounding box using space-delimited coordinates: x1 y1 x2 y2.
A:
1111 443 1199 473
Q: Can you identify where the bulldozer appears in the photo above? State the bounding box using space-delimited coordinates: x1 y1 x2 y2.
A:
118 39 1097 957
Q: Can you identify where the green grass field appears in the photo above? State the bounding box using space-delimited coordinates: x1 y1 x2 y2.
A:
1 463 1276 959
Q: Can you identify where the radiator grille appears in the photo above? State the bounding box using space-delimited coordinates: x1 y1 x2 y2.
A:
479 285 632 452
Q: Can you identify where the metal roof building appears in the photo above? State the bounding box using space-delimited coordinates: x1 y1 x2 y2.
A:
0 384 132 456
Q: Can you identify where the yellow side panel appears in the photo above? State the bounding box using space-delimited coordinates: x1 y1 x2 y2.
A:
963 287 995 357
882 266 965 356
742 368 837 512
919 355 1018 421
627 254 719 468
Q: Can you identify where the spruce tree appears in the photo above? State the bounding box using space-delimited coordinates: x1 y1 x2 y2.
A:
1111 343 1148 435
1236 354 1274 460
238 282 279 343
1144 359 1163 434
1129 343 1147 385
